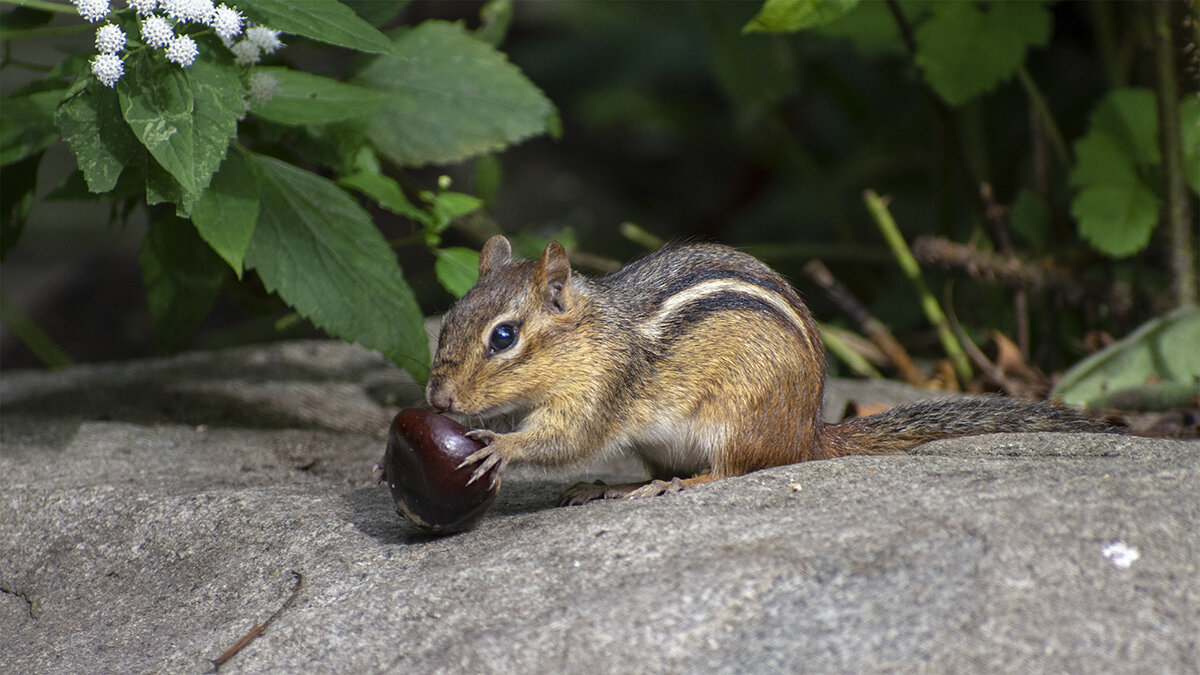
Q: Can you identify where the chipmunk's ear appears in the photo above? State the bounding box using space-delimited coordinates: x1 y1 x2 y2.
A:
478 236 512 278
534 241 572 312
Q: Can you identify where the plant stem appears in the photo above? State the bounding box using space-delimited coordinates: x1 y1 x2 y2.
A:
863 189 973 384
1016 67 1071 169
1153 0 1198 307
0 294 72 370
1 0 77 13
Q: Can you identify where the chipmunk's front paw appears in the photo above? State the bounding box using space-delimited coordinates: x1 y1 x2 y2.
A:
458 430 508 487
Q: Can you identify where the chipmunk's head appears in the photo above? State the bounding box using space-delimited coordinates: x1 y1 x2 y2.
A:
426 235 586 418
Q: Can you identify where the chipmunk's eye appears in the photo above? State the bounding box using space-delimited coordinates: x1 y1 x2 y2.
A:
488 323 518 354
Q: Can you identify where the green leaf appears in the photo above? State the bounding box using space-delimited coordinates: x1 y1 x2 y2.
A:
118 54 243 207
434 247 480 298
914 2 1052 106
1052 306 1200 407
1008 188 1049 251
191 152 259 277
238 0 392 53
1068 89 1161 258
56 83 140 193
743 0 861 33
249 67 391 126
241 152 430 380
1180 97 1199 194
2 88 63 166
1070 182 1159 258
1087 88 1160 167
342 0 410 27
140 214 228 354
338 171 429 222
354 20 558 166
476 0 513 47
425 191 482 230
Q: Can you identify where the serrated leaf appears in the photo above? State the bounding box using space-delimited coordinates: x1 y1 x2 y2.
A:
249 67 391 126
2 88 63 166
1088 88 1159 167
1069 130 1137 189
241 152 430 380
1068 88 1161 258
1052 306 1200 407
192 152 258 277
338 171 429 222
914 2 1052 106
435 247 480 298
56 83 139 193
743 0 861 33
118 54 242 207
354 20 558 166
140 214 228 354
238 0 392 53
1070 181 1159 258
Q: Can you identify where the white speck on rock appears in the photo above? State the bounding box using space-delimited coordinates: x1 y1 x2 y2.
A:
1101 540 1140 569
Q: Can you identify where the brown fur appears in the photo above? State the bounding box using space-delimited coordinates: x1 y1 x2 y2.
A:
427 236 1111 504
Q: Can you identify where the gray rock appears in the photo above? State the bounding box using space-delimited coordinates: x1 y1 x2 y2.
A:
2 341 1197 673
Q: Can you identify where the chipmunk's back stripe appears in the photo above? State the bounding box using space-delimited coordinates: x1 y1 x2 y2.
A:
641 279 815 347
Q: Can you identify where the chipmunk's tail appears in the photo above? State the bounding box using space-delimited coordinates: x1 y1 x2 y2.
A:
822 395 1114 456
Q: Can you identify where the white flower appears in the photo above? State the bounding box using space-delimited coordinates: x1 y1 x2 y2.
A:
91 53 124 86
73 0 110 23
127 0 158 16
140 15 174 49
163 0 213 24
211 4 244 40
229 39 260 66
246 25 283 54
165 35 199 67
247 71 278 105
94 23 126 54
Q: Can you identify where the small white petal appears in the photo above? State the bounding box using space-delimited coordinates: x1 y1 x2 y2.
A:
73 0 110 23
91 53 124 86
127 0 158 16
246 25 283 54
165 35 199 67
229 39 260 67
140 15 174 49
95 23 126 54
247 71 279 105
211 4 244 40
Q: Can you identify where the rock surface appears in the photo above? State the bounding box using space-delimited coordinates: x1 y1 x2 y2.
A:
1 341 1197 673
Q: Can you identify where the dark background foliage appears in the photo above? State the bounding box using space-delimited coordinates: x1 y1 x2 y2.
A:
2 0 1195 382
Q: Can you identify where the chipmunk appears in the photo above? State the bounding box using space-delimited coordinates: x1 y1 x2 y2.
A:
426 235 1109 505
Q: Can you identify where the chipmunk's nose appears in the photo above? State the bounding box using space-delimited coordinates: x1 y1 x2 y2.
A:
428 385 455 412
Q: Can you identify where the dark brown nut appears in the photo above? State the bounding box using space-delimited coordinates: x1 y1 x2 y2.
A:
382 408 499 533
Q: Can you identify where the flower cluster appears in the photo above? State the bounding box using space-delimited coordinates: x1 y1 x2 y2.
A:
77 0 282 89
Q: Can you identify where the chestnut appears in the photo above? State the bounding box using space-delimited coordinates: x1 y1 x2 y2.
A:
382 408 500 533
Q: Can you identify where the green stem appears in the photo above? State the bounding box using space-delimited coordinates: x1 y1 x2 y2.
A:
1016 66 1071 169
863 190 973 384
819 323 883 379
0 294 72 370
1 0 77 13
1153 1 1198 307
